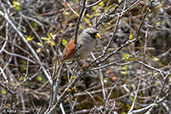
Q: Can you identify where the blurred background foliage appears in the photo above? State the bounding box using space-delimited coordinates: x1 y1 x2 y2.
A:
0 0 171 113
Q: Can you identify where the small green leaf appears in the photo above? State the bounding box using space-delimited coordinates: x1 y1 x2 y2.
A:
21 60 27 65
118 0 122 3
71 76 76 79
63 11 70 15
123 53 130 59
121 71 128 75
98 1 104 6
79 25 82 29
48 33 56 39
41 36 50 41
129 34 133 40
49 40 55 46
19 76 25 81
161 20 165 25
12 0 21 11
128 57 134 61
131 84 135 89
26 35 34 42
86 13 91 18
92 6 96 11
122 65 129 70
36 48 41 53
20 65 26 72
31 21 38 29
155 21 160 26
131 96 134 101
69 23 72 27
37 42 42 47
154 82 158 86
152 56 159 62
83 17 92 26
104 77 108 83
94 12 101 16
1 90 6 94
37 76 42 81
169 75 171 83
62 39 68 46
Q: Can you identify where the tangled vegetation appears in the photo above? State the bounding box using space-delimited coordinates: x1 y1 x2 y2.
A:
0 0 170 114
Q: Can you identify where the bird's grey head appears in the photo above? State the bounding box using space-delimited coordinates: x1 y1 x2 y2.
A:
82 28 98 39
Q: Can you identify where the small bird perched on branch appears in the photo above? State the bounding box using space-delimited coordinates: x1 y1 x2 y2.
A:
60 28 101 63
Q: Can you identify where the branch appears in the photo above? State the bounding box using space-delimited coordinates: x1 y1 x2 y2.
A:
0 1 53 85
74 0 87 67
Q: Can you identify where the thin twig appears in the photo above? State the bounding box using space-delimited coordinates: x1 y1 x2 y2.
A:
0 1 53 85
89 14 122 67
74 0 87 67
86 0 103 8
91 52 106 114
3 49 35 64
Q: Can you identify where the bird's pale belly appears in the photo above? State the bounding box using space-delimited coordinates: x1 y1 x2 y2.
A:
79 43 95 59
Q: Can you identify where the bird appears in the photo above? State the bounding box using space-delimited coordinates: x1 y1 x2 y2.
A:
60 28 101 63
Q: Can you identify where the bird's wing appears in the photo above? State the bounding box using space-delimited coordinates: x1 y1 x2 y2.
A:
61 40 75 62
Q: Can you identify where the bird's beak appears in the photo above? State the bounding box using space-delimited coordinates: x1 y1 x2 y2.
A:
95 33 101 39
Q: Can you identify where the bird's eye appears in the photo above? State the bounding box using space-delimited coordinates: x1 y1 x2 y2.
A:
90 32 97 38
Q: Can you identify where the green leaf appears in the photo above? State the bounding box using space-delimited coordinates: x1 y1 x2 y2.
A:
121 71 128 75
31 21 38 29
131 84 135 89
20 63 26 71
79 25 82 29
69 23 72 27
37 76 42 81
63 11 70 15
12 0 21 11
94 12 101 16
131 96 134 101
1 90 6 94
154 82 158 86
41 36 50 41
71 75 76 79
118 0 122 3
37 42 42 47
104 77 108 83
48 33 56 40
169 75 171 83
19 76 24 81
26 35 34 42
92 6 96 11
83 17 92 26
98 1 104 6
62 39 68 46
128 57 134 61
122 112 126 114
123 53 130 59
104 0 111 12
49 40 55 46
152 56 159 62
122 65 128 70
36 48 41 53
129 34 133 40
21 60 27 65
86 13 91 18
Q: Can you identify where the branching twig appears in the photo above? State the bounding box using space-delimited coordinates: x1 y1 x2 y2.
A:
0 1 53 85
3 49 35 64
89 14 122 67
86 0 103 8
74 0 87 67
